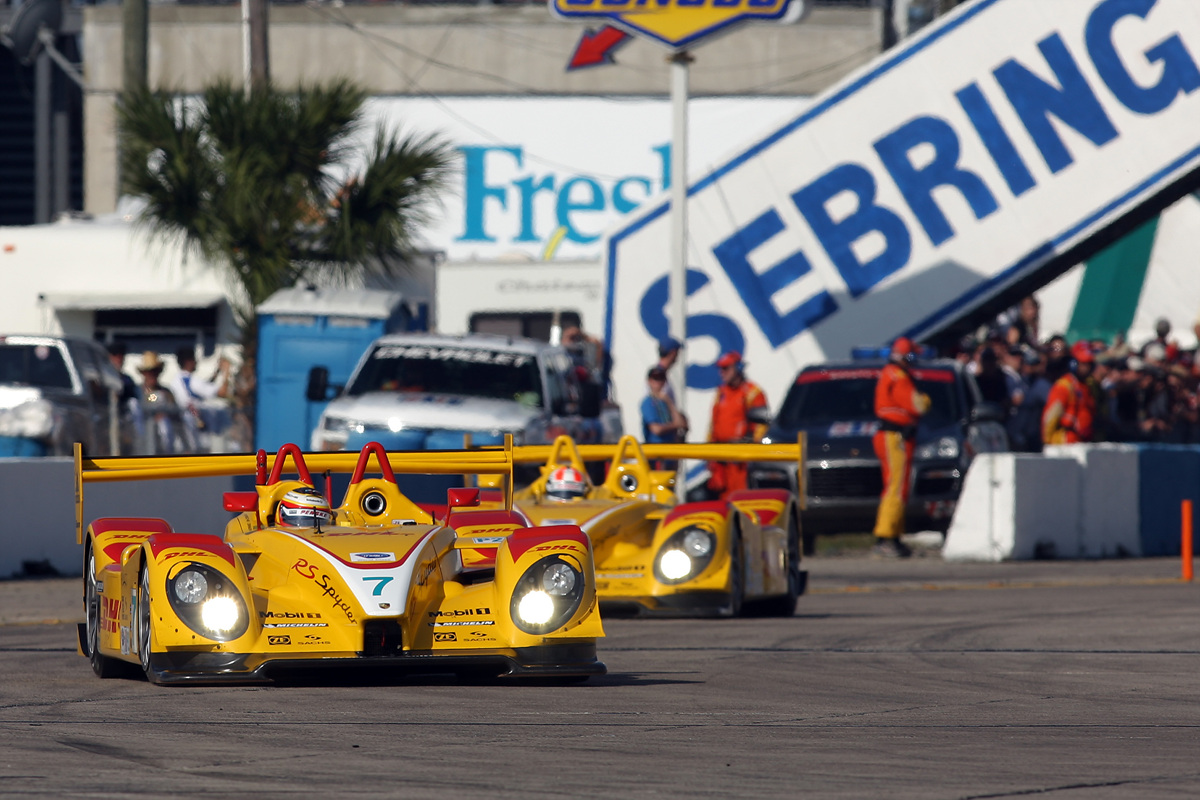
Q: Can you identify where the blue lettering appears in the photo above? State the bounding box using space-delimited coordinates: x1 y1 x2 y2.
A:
457 146 521 243
993 34 1119 174
711 209 838 347
874 115 999 247
653 143 671 190
514 175 555 242
639 270 744 391
556 177 605 244
791 163 912 298
955 83 1037 198
1086 0 1200 115
613 177 652 214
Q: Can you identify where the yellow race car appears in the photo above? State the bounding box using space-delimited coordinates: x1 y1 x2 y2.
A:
76 440 604 684
481 435 807 617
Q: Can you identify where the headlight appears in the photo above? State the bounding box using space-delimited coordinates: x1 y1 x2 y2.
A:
510 555 585 634
654 526 716 585
915 436 959 460
0 399 55 439
165 563 248 641
173 569 207 603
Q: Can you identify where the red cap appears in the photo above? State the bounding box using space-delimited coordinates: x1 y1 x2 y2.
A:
891 337 915 357
1070 341 1094 363
716 351 742 369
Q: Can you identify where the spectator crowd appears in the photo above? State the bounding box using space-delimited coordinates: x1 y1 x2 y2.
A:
956 298 1200 450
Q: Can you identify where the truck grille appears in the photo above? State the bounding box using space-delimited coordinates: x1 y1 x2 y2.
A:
806 466 881 499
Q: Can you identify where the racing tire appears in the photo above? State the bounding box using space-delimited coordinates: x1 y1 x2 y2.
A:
749 508 802 617
85 546 128 679
723 525 745 618
137 564 156 683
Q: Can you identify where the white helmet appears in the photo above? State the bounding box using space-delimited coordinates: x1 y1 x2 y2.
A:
546 465 587 502
276 487 333 528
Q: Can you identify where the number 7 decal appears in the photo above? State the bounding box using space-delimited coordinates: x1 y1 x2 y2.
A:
362 576 393 596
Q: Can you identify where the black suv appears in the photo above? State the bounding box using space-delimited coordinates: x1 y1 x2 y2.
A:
749 358 1008 549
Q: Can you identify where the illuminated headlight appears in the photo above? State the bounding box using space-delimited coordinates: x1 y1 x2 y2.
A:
0 399 55 439
517 591 555 626
915 436 960 460
654 526 716 585
658 550 692 580
200 596 241 633
166 563 248 642
510 556 585 634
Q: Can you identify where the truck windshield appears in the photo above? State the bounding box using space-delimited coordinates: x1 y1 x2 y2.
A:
347 344 543 407
0 344 73 390
777 370 959 430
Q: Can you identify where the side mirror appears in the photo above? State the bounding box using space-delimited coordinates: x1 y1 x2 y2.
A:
970 401 1005 423
447 487 481 509
306 366 330 402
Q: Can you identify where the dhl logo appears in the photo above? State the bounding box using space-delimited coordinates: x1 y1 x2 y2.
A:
162 551 213 560
101 596 119 633
552 0 799 49
533 544 582 553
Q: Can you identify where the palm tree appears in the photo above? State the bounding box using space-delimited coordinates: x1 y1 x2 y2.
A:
116 79 453 448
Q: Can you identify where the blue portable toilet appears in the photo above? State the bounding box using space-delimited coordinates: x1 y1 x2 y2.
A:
255 286 415 452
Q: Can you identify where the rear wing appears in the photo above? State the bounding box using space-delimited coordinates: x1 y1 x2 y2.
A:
74 438 517 545
509 437 805 465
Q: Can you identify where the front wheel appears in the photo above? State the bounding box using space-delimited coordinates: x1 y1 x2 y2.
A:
751 508 802 617
723 528 745 618
85 546 127 679
137 564 156 683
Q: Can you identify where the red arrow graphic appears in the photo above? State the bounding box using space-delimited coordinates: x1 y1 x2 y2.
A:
567 26 631 71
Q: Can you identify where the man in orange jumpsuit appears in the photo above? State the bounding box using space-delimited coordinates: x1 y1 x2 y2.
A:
1042 342 1095 444
872 337 931 557
706 351 769 499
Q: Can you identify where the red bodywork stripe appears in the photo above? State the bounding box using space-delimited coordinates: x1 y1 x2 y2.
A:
662 501 726 527
506 526 590 563
726 489 791 527
446 509 527 531
147 533 235 567
283 529 435 569
91 517 172 536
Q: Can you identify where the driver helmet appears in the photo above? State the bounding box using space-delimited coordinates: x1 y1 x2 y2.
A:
276 486 333 528
545 465 588 502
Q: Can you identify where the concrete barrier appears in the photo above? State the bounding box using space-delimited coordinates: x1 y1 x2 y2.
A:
0 458 463 579
943 454 1081 562
945 443 1199 561
0 458 240 579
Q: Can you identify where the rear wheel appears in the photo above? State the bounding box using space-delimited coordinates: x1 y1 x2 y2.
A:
85 546 127 679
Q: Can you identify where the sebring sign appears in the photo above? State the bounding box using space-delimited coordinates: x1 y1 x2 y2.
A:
604 0 1200 439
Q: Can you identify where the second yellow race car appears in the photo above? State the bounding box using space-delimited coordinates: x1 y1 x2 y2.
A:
480 435 807 617
76 440 604 685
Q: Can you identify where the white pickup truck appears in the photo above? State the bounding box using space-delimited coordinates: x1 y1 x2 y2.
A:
308 332 621 452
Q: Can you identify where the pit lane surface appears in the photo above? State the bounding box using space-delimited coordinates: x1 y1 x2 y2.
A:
4 556 1200 799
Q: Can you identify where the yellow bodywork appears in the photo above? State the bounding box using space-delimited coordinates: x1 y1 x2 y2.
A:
77 440 604 684
488 435 807 616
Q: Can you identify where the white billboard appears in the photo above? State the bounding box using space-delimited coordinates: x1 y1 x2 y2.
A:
361 97 807 262
605 0 1200 437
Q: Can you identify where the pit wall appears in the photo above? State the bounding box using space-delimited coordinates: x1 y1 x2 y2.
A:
943 445 1199 561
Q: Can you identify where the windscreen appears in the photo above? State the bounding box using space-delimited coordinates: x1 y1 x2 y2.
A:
777 369 959 430
0 344 73 390
347 343 543 407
